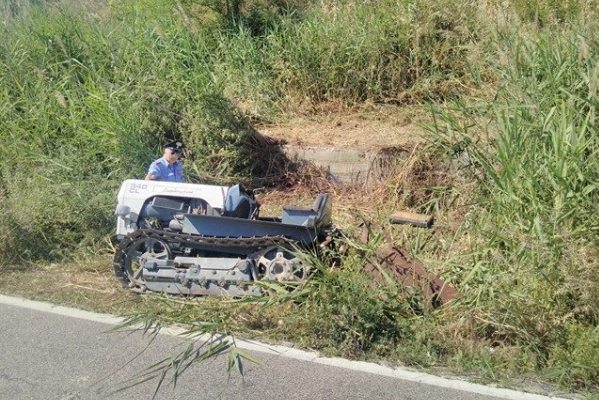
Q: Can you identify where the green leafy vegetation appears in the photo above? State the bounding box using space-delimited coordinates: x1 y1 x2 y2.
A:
429 24 599 389
1 0 598 393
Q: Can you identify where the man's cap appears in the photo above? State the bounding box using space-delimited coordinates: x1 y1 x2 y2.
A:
164 141 184 154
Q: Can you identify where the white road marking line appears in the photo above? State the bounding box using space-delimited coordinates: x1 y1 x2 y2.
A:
0 294 571 400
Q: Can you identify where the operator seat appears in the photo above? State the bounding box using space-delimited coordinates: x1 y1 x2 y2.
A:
281 193 331 228
223 184 258 219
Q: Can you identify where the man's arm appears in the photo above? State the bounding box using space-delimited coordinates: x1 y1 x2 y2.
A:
145 162 161 180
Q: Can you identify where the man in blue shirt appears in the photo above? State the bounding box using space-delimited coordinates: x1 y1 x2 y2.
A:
145 141 185 182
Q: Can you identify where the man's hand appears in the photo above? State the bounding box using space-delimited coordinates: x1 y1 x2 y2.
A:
144 174 158 180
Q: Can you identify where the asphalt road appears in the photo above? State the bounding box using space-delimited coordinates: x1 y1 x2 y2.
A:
0 299 545 400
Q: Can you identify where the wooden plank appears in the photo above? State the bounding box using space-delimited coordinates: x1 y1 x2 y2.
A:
389 211 433 228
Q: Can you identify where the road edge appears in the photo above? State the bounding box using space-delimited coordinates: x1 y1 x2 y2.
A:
0 294 572 400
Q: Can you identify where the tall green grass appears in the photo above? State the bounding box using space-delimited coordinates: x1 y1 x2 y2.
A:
267 0 486 106
0 1 276 261
430 22 599 388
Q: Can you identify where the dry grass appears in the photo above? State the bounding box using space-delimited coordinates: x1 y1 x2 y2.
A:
256 105 428 150
0 255 139 314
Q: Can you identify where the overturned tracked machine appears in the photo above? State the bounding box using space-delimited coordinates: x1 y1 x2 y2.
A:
113 180 334 296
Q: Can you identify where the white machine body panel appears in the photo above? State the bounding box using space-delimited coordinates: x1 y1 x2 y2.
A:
115 179 230 237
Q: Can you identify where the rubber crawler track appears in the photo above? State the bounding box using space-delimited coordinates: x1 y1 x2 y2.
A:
113 229 298 287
